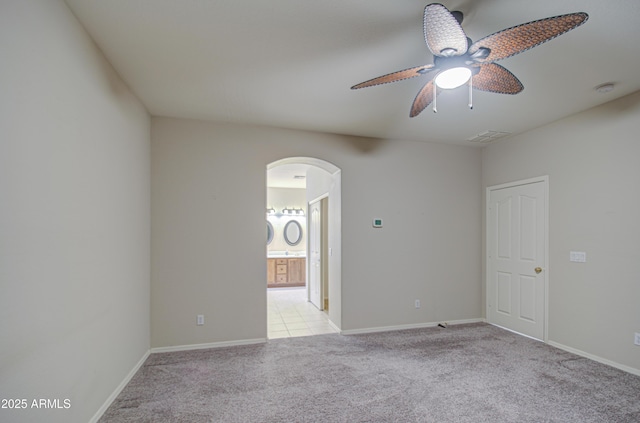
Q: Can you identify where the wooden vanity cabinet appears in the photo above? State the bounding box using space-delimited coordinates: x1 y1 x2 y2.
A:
287 258 305 284
276 258 288 283
267 257 306 287
267 259 276 284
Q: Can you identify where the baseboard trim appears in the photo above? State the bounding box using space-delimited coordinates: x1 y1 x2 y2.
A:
340 318 485 336
547 340 640 377
150 338 267 354
89 349 150 423
328 319 341 334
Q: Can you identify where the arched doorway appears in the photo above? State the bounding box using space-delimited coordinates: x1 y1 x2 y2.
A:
266 157 341 338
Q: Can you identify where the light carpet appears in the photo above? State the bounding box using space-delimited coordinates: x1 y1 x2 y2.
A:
100 323 640 422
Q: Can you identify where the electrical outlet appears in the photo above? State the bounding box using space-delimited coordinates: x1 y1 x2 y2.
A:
414 299 421 309
197 315 204 326
634 332 640 346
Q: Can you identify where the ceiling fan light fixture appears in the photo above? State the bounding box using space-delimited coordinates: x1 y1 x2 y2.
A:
352 4 588 117
434 67 472 89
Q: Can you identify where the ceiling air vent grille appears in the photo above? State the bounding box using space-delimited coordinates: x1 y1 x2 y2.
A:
467 130 511 144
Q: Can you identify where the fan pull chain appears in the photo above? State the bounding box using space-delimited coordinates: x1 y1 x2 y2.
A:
469 77 473 110
433 83 437 113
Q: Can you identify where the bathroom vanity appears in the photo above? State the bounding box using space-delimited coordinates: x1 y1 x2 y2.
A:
267 256 306 287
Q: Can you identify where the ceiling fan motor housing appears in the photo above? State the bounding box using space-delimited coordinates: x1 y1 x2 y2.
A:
433 55 481 76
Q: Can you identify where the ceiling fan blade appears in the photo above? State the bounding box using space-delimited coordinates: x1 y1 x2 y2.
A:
469 12 588 63
424 3 468 57
472 63 524 94
351 65 435 89
410 79 438 117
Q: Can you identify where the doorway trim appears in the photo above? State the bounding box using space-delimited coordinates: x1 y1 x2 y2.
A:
485 175 549 343
308 195 328 311
267 157 340 175
266 156 342 333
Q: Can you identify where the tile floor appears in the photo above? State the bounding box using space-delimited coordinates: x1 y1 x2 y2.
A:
267 287 337 339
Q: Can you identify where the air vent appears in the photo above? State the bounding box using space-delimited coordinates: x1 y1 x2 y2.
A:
467 130 511 144
293 175 306 179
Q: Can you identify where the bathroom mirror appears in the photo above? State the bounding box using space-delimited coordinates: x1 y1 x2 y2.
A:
284 220 302 246
267 221 274 245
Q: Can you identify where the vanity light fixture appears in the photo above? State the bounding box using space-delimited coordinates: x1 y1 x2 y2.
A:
282 207 305 216
268 207 305 217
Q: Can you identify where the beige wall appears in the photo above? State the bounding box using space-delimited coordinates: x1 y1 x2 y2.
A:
0 1 150 422
483 91 640 374
151 117 482 347
4 2 639 422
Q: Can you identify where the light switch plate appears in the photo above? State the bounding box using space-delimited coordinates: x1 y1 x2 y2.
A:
569 251 586 263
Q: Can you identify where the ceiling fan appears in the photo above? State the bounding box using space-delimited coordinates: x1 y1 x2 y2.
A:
351 3 588 117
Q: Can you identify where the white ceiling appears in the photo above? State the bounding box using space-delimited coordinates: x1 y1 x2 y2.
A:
65 0 640 148
267 164 308 189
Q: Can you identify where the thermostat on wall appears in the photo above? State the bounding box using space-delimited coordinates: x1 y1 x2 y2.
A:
372 218 383 228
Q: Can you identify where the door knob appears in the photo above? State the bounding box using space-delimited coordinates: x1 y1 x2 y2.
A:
535 267 543 274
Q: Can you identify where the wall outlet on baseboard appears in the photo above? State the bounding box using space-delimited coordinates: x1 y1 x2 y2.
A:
634 332 640 346
197 315 205 326
414 299 421 309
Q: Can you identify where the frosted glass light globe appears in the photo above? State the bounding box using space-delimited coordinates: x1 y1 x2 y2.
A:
434 67 472 89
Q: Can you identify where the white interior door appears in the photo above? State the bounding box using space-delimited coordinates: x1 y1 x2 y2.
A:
308 200 323 310
487 179 547 340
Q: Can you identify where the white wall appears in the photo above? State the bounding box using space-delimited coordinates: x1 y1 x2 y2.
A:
483 91 640 374
151 117 482 347
266 187 307 254
0 1 150 422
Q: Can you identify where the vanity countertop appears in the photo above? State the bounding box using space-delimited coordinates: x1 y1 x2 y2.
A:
268 253 306 258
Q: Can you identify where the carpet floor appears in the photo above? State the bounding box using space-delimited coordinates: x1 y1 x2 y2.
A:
99 323 640 422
